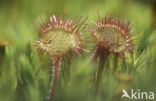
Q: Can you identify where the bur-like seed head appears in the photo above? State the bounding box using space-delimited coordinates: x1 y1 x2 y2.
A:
96 25 127 52
39 29 78 56
31 14 88 57
89 13 135 58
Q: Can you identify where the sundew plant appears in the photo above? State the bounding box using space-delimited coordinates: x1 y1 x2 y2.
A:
0 0 156 101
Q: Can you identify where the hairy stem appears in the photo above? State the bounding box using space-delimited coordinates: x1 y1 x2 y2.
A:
96 50 109 85
94 48 109 94
50 57 61 101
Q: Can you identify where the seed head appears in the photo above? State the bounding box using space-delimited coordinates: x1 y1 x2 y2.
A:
89 13 136 60
31 14 88 57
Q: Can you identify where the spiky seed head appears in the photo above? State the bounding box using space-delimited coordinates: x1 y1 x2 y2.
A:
31 15 88 57
39 30 78 56
89 13 135 57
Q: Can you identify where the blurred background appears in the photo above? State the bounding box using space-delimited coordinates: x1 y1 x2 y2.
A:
0 0 156 101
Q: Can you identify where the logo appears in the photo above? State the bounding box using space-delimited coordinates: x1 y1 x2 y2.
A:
121 89 155 100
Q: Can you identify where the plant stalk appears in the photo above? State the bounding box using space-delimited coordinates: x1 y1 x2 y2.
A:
50 57 61 101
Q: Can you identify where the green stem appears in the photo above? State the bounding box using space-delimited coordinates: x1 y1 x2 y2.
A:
114 54 119 72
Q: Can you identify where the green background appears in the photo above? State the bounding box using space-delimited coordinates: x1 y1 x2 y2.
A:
0 0 156 101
